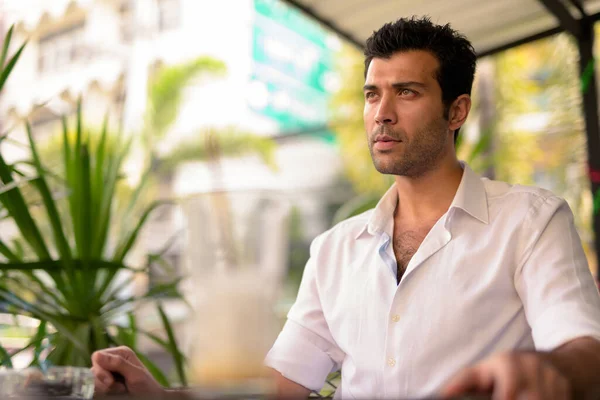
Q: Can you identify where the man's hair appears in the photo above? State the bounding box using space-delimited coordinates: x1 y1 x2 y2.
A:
364 16 477 143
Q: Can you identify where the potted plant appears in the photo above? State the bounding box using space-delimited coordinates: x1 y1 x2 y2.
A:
0 25 186 388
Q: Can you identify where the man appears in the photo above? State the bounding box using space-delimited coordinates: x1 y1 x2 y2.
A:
92 17 600 399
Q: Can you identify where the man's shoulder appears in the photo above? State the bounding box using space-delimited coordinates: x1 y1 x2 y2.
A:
484 177 560 203
482 177 566 213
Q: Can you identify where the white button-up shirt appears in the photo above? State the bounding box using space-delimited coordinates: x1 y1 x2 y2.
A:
266 164 600 399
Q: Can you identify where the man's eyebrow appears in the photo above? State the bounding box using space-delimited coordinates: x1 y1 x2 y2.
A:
392 81 426 89
363 82 426 91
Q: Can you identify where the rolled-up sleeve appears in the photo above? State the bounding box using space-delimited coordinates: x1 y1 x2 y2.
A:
515 195 600 351
265 234 345 391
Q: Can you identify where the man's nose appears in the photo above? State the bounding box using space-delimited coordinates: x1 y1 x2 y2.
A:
374 95 397 125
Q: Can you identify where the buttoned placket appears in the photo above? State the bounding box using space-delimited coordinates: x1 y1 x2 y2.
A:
380 216 453 398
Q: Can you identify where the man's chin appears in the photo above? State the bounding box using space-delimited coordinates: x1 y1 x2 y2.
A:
373 162 405 176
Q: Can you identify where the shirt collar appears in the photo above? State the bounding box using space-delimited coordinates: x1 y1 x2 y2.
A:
355 162 489 239
449 162 489 225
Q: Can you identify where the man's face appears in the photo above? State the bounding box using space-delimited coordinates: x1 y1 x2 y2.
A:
363 50 452 178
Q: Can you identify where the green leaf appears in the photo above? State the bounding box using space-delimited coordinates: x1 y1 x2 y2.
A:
46 334 68 366
25 122 73 263
117 167 152 238
0 25 15 70
0 342 13 368
115 325 134 348
136 351 171 388
137 328 186 362
79 144 92 262
92 137 131 259
0 152 51 260
69 102 84 259
157 303 186 386
114 201 172 262
0 259 129 272
29 320 48 369
91 113 109 258
0 238 20 262
0 40 26 92
0 289 87 354
2 274 68 313
91 316 108 351
127 312 137 350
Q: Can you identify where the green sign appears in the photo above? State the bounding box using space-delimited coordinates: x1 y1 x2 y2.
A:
250 0 338 134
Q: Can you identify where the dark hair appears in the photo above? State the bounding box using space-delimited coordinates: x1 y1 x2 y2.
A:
364 16 476 143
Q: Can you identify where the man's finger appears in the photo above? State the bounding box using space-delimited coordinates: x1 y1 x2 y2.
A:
91 365 114 388
440 367 494 398
492 357 527 400
92 370 127 395
94 377 110 394
96 346 143 367
540 365 569 400
92 351 138 379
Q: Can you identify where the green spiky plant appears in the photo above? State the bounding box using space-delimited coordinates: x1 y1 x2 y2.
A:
0 25 187 387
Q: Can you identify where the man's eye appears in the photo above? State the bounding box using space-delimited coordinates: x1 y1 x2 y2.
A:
365 92 376 99
400 89 414 96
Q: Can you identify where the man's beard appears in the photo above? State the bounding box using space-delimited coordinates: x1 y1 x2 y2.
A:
367 121 449 178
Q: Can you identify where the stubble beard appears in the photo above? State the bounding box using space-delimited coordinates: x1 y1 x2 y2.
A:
368 121 449 178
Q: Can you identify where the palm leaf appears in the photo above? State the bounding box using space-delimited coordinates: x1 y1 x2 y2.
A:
0 24 15 70
91 316 108 351
90 113 109 258
25 122 74 270
0 259 130 272
0 289 87 354
157 303 186 386
0 152 51 260
137 328 186 361
0 342 13 368
92 137 131 260
0 37 27 92
114 201 172 262
28 320 48 369
136 351 171 388
0 238 20 262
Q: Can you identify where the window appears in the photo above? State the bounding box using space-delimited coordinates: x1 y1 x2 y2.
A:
118 0 134 42
157 0 180 31
38 23 85 74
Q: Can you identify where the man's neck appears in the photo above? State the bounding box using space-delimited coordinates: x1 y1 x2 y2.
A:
394 159 464 224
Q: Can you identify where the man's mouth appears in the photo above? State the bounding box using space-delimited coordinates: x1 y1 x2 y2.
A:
373 137 401 150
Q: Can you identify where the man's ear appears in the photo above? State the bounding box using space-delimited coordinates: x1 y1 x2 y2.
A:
448 94 471 131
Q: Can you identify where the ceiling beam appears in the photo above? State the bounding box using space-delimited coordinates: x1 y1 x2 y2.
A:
477 25 563 58
566 0 586 17
479 10 600 58
538 0 581 36
279 0 365 49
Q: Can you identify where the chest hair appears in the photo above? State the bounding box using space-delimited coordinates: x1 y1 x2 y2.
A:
392 225 433 283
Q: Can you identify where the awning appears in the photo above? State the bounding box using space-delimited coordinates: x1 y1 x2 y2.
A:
281 0 600 57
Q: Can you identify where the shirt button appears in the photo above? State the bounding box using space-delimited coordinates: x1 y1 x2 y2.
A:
391 314 400 322
387 357 396 367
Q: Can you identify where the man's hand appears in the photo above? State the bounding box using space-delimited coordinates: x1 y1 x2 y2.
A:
91 346 167 396
440 352 571 400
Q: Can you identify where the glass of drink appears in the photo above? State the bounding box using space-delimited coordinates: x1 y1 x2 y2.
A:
181 190 290 397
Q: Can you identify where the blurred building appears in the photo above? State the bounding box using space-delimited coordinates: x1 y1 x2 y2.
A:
0 0 352 359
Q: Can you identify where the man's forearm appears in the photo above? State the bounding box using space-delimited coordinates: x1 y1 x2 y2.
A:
545 336 600 399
